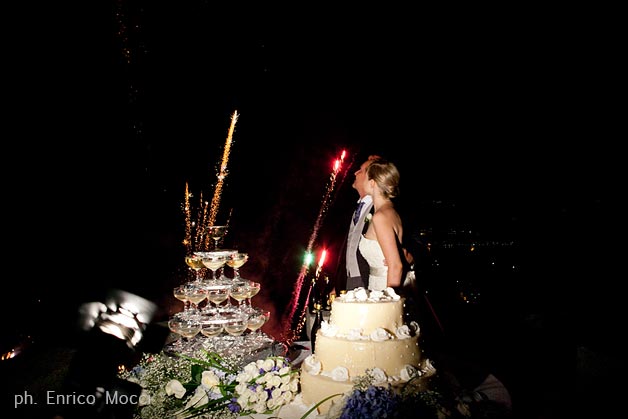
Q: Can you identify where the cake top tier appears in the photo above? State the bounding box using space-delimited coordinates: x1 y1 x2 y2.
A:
329 287 407 336
338 287 401 303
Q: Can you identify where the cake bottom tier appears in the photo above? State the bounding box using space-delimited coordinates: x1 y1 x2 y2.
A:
300 371 352 414
300 367 434 415
314 334 422 378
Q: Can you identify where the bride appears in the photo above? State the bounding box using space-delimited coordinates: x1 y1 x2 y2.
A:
357 157 409 291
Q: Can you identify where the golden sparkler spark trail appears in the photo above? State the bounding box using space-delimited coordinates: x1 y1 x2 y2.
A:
208 110 238 226
183 182 193 255
182 111 240 253
202 110 239 249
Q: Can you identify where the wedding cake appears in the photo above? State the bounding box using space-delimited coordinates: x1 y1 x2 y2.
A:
300 287 435 414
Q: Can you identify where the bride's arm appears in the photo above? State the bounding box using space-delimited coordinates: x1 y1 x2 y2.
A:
372 211 403 288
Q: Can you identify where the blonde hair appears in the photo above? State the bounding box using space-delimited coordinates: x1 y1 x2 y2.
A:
366 158 400 199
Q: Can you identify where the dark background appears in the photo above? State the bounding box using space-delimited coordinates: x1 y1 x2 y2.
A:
2 3 619 418
8 2 613 303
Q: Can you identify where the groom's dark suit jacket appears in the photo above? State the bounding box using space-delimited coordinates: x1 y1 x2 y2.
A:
335 205 374 291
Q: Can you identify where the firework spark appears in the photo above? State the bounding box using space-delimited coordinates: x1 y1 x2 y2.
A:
280 150 349 342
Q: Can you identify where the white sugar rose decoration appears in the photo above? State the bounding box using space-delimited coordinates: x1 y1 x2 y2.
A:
400 365 418 381
421 358 437 377
329 367 349 382
369 367 388 384
385 287 400 300
346 328 363 340
396 325 411 339
409 320 420 335
370 327 391 342
303 354 322 375
354 288 368 301
369 290 384 301
321 321 337 337
343 290 356 301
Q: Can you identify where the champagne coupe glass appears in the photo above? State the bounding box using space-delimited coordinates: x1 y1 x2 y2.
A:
230 282 251 313
184 282 207 317
206 225 228 250
226 252 249 281
200 315 224 338
205 283 230 317
167 313 202 353
244 280 261 313
184 254 205 282
173 285 191 315
246 308 270 346
223 312 249 350
200 253 228 280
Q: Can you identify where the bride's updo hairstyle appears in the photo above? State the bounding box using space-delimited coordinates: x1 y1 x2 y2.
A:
366 158 400 199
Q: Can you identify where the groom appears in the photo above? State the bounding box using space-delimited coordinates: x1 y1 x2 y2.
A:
337 155 381 291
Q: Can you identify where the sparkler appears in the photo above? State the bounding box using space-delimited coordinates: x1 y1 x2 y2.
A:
182 182 193 255
315 249 327 278
182 111 239 252
280 150 350 342
207 112 237 223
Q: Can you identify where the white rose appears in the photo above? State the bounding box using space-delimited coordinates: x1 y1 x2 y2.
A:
267 374 282 388
201 370 222 394
185 386 208 409
258 358 275 372
165 379 186 399
243 362 259 377
138 389 151 406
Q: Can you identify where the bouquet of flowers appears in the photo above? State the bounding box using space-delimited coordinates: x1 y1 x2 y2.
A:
120 350 299 419
322 368 472 419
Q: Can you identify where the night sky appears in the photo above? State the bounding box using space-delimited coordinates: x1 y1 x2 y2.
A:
6 3 615 326
1 6 621 419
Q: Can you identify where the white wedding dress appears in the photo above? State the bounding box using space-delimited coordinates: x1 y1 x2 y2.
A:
358 236 388 291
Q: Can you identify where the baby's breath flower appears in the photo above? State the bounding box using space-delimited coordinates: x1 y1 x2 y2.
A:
119 351 298 419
